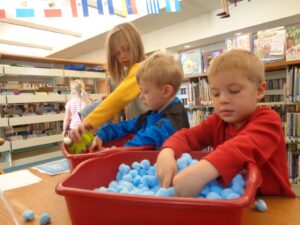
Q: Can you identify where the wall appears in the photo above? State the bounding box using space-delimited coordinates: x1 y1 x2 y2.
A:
73 0 300 61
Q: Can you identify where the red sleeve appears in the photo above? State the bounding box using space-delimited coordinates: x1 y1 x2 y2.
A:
161 113 221 158
204 109 284 185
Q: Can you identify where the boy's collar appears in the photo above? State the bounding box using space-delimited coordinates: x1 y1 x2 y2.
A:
158 97 178 113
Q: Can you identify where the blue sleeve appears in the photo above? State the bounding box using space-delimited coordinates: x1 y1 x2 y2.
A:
124 118 176 150
96 119 138 142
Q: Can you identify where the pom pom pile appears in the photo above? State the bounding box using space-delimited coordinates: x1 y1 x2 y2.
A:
95 153 246 199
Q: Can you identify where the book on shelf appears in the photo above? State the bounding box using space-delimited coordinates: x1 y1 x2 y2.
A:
254 26 286 63
202 49 223 73
225 33 253 52
286 25 300 61
179 48 202 77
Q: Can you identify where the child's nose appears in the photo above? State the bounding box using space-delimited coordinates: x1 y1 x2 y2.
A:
220 93 229 103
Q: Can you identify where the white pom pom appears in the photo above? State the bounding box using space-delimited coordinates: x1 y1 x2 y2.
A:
63 137 72 145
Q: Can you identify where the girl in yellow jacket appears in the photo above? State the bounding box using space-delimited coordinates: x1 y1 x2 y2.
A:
70 22 148 141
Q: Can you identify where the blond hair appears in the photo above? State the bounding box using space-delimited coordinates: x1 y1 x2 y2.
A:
70 79 90 104
106 22 145 85
136 51 183 96
208 49 265 84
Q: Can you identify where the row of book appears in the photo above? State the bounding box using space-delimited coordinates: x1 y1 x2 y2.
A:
179 25 300 77
287 66 300 102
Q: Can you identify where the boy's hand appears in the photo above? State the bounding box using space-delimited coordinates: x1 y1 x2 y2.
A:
69 121 93 142
173 159 219 197
156 148 177 188
92 136 103 151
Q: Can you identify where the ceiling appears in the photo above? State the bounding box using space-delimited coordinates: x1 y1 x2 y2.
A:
0 0 221 58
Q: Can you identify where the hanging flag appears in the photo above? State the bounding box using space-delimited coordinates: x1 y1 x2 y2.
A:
113 0 128 17
0 9 5 18
70 0 78 17
126 0 137 14
147 0 160 14
81 0 89 17
97 0 114 15
165 0 181 13
43 0 62 17
16 0 35 18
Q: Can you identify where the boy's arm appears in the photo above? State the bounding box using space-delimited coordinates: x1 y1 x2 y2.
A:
96 119 138 143
173 159 219 197
124 118 176 149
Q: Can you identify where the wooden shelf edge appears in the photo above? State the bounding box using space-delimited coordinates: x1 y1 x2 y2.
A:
0 52 104 67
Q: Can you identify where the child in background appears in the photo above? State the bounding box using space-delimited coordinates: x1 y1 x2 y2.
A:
63 79 90 136
92 51 190 150
156 49 295 198
69 22 148 142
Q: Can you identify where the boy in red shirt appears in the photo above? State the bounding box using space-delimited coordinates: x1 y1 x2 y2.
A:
156 49 295 197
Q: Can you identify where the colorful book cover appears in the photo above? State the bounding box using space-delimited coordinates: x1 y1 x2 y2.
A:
225 33 253 51
286 25 300 61
203 49 223 72
254 26 286 63
179 48 202 77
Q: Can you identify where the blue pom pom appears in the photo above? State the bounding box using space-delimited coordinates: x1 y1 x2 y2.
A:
23 209 35 221
156 187 170 196
140 159 151 170
39 213 51 225
177 158 188 171
131 162 140 170
119 164 130 174
226 192 240 199
206 192 222 199
255 199 267 212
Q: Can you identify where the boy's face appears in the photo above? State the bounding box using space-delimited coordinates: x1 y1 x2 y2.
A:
209 70 265 130
138 80 170 111
114 39 131 68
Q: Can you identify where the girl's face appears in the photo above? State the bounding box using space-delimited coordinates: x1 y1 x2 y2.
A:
114 39 131 68
209 70 266 130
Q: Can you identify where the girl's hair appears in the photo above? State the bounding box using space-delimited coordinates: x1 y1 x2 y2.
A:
70 79 90 104
136 51 183 96
208 49 265 84
105 22 145 84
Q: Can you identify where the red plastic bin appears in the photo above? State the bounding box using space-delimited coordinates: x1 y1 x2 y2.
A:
62 135 153 171
56 150 262 225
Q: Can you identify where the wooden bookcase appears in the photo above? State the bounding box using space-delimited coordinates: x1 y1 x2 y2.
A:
0 53 106 169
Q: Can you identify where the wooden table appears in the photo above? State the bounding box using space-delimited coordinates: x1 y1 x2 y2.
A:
0 169 299 225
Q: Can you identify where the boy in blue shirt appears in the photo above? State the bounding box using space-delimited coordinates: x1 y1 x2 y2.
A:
93 51 189 150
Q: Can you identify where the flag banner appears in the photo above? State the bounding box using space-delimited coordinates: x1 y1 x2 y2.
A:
70 0 77 17
0 9 5 18
81 0 89 17
147 0 160 14
0 0 180 18
43 0 63 17
126 0 137 14
97 0 114 15
165 0 181 13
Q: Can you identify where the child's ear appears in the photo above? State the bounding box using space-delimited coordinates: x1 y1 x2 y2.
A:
257 81 267 101
162 85 174 98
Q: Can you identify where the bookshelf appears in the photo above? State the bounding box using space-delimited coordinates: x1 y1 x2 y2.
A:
0 53 106 169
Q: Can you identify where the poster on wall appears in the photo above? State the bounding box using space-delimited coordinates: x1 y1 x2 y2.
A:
202 49 223 73
179 48 202 77
286 25 300 61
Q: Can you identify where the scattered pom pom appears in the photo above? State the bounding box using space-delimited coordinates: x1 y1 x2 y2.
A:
39 213 52 225
63 137 72 145
23 209 35 221
255 199 267 212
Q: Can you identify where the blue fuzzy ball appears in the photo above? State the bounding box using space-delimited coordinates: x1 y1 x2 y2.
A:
23 209 35 221
255 199 267 212
39 213 51 225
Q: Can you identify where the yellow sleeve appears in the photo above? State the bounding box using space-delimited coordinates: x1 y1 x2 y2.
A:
84 63 140 129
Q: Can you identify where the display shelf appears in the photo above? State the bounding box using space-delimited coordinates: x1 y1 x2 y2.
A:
7 94 66 104
0 117 8 127
11 134 63 150
12 147 63 167
3 66 64 77
0 96 6 104
90 93 106 101
64 69 106 79
9 113 64 126
0 54 106 170
0 142 10 153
